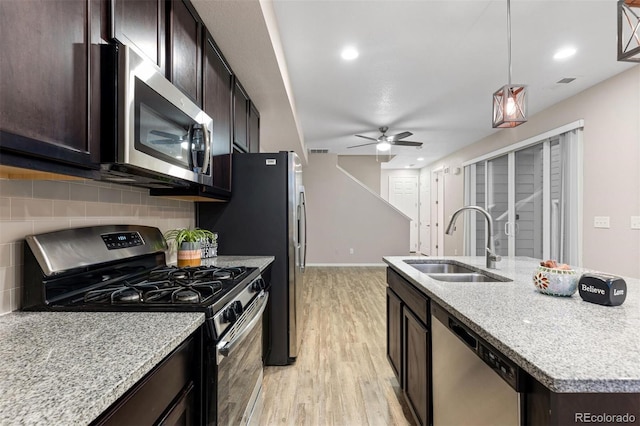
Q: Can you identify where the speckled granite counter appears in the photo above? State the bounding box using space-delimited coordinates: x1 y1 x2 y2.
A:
200 255 274 271
383 256 640 393
0 311 204 425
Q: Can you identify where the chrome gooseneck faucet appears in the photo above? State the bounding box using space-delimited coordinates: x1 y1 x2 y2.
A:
445 206 501 269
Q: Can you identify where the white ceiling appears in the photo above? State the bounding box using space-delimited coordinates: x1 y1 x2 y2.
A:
193 1 636 169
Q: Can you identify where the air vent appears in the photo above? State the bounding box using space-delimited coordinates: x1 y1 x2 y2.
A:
557 77 576 84
310 149 329 154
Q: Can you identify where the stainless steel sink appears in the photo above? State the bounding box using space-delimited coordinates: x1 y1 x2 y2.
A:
403 260 512 282
404 261 476 274
427 273 511 283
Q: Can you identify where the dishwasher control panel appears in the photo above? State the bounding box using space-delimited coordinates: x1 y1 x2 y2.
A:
478 343 519 390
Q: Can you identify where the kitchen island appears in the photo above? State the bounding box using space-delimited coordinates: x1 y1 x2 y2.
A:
384 256 640 425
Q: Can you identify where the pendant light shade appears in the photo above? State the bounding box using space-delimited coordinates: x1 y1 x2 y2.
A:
492 84 527 128
618 0 640 62
492 0 527 128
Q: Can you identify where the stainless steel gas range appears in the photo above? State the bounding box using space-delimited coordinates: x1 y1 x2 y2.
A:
22 225 267 426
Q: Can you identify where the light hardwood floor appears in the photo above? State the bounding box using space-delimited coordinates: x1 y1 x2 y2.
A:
256 267 415 426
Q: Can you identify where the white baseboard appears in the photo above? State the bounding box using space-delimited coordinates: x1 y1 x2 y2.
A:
306 263 387 267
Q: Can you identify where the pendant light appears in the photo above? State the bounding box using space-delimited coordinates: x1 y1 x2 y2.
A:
492 0 527 128
617 0 640 62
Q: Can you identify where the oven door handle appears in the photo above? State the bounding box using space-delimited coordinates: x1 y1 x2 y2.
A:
217 291 269 362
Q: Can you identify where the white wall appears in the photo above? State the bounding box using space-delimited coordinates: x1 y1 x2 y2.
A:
304 154 410 264
428 65 640 278
337 155 382 194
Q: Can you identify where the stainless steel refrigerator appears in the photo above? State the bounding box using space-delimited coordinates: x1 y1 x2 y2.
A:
196 151 306 365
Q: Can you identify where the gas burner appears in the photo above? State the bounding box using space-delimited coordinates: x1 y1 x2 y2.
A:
168 269 191 280
173 289 200 303
211 270 232 280
112 287 142 303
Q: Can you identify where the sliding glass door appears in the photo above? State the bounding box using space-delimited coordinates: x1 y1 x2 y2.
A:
514 144 544 258
464 129 582 263
487 155 509 257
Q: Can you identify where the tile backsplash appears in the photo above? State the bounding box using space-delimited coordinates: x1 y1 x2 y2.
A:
0 179 195 315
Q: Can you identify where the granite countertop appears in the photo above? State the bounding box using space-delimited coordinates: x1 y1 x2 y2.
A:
200 255 274 271
383 256 640 393
0 256 272 424
0 311 204 425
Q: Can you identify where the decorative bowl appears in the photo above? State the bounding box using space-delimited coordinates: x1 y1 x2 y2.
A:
533 266 578 296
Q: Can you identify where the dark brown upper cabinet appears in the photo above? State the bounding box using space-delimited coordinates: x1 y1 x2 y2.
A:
233 80 250 152
168 0 202 106
111 0 166 72
202 31 233 194
248 101 260 153
0 0 100 173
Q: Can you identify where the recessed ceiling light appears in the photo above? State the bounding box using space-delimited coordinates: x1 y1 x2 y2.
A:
341 46 359 60
553 47 577 60
417 157 424 161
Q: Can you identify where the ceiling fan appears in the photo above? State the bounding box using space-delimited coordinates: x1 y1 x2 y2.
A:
348 126 423 150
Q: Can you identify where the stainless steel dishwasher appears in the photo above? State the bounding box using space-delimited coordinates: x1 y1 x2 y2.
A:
431 302 524 426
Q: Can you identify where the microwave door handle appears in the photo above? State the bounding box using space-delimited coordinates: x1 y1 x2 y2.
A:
201 124 211 176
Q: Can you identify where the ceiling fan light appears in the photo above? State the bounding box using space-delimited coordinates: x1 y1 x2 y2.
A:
617 0 640 62
376 142 391 151
492 84 528 128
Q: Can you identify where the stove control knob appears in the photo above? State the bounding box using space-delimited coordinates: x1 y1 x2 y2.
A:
223 301 244 323
232 300 243 316
223 306 237 323
251 279 265 292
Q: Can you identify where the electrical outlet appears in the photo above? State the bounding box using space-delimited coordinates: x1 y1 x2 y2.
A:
593 216 610 229
631 216 640 230
349 248 354 255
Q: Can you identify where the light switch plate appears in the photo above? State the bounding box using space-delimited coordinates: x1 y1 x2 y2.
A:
594 216 610 229
631 216 640 230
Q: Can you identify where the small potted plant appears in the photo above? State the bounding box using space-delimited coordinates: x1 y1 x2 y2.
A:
164 227 216 267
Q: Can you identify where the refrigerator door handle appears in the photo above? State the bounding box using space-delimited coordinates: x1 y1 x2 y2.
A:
300 190 307 271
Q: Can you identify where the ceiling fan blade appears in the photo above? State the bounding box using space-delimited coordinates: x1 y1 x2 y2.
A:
388 131 413 141
150 130 186 140
348 142 378 148
354 134 379 141
392 140 423 147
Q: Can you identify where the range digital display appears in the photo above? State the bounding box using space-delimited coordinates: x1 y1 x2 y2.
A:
101 232 144 250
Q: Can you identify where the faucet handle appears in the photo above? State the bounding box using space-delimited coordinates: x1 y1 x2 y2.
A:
486 248 502 262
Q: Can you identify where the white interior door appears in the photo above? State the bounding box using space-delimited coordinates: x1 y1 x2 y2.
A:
419 168 431 255
389 176 419 252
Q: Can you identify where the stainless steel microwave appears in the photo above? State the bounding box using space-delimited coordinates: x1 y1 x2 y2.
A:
99 44 213 188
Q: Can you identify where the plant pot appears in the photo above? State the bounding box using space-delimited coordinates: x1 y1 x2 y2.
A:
177 242 201 267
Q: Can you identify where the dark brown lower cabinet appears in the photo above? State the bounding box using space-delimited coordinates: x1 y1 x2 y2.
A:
403 307 430 426
92 330 201 426
386 268 431 426
386 287 402 382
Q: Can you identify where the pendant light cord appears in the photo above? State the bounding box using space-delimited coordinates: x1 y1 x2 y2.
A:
507 0 512 85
